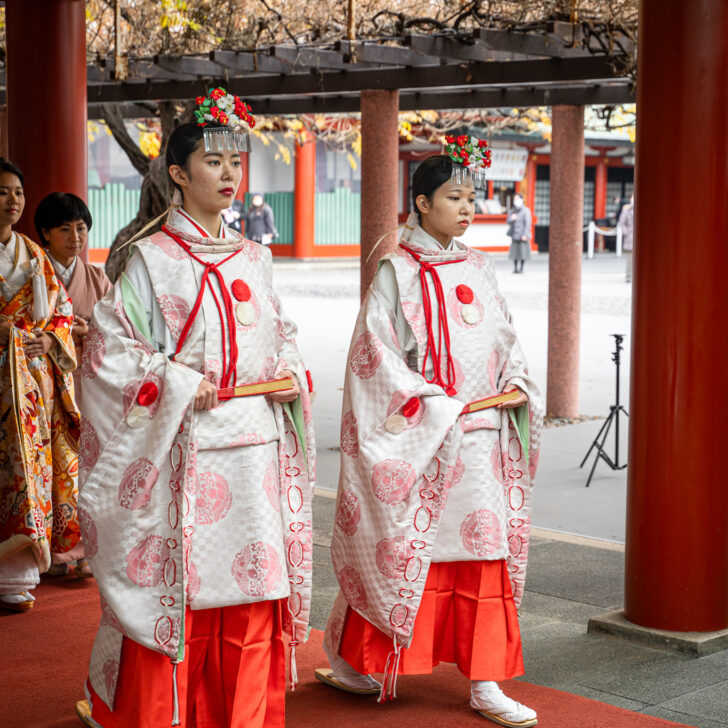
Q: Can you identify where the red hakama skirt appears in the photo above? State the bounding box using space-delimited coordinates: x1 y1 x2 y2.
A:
87 599 285 728
339 560 524 681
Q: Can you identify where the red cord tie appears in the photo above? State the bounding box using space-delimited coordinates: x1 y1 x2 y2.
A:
406 250 460 395
162 225 244 388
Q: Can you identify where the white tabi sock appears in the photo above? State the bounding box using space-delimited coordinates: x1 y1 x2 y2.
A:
323 640 382 691
470 680 537 724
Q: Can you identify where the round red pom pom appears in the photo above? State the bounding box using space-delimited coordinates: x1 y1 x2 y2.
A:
231 279 251 302
402 397 421 418
456 284 474 304
137 382 159 407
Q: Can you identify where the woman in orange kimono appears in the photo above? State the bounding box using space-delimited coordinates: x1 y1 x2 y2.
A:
0 159 81 611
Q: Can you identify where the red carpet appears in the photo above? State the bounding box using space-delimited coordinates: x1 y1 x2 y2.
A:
1 578 691 728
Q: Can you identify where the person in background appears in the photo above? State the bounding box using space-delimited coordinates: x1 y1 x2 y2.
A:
33 192 111 579
0 160 81 610
244 192 278 245
618 195 634 283
506 193 532 274
34 192 112 408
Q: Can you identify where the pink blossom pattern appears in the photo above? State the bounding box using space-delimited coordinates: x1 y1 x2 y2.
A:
157 294 191 342
244 241 263 261
338 565 368 610
81 323 105 379
153 234 187 260
340 411 359 458
329 615 345 649
460 509 503 557
203 359 223 387
186 558 201 602
431 456 464 519
375 536 413 580
467 250 486 269
447 288 484 328
258 356 276 382
103 659 119 701
335 490 361 536
79 419 100 473
184 442 199 497
371 459 417 505
122 373 164 418
349 331 383 379
76 506 99 559
118 458 160 510
231 541 282 597
387 390 426 428
125 535 170 588
196 472 233 524
99 593 124 633
262 462 280 511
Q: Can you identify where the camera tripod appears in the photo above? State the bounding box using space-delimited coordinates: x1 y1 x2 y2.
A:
580 334 629 487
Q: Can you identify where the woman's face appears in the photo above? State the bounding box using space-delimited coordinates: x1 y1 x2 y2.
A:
43 219 88 266
0 172 25 230
416 180 476 240
170 143 242 214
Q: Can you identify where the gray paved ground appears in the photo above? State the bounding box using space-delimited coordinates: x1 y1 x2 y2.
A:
274 252 727 728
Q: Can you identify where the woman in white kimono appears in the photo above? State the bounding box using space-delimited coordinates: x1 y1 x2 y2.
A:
75 90 315 728
318 140 543 727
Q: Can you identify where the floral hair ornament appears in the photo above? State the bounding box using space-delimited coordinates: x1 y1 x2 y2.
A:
444 134 492 189
194 87 256 153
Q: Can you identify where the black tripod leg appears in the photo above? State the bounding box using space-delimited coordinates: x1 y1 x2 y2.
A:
580 413 613 468
585 410 616 487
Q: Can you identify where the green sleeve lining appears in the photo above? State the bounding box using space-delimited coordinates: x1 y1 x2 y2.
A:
508 405 530 460
120 272 153 346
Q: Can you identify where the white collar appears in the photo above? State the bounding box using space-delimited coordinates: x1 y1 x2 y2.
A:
174 208 226 238
49 254 77 286
411 224 453 251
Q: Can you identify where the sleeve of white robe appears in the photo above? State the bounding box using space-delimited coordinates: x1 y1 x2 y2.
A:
370 260 419 356
124 249 177 355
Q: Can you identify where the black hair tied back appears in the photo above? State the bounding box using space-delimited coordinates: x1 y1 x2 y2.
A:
411 155 454 220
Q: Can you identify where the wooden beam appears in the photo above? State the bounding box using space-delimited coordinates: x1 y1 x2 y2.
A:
270 45 377 71
85 55 625 104
474 28 591 58
337 40 442 67
155 55 226 78
210 50 290 75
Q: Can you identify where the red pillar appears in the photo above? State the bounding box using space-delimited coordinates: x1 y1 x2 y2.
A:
5 0 87 246
625 0 728 631
293 133 315 259
594 157 608 220
360 89 400 299
546 106 584 417
487 179 494 200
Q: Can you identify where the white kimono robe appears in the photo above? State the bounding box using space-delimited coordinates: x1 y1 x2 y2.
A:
78 209 315 710
325 225 543 669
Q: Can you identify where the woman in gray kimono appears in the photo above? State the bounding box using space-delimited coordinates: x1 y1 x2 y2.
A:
507 193 532 274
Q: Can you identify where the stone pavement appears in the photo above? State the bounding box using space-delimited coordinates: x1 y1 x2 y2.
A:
274 252 727 728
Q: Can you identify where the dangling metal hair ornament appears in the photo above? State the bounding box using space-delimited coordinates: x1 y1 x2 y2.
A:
444 134 492 189
194 87 256 153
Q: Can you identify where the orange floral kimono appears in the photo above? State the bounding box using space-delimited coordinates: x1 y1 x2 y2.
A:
0 233 80 573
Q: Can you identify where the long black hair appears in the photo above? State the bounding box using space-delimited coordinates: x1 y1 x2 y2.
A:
411 155 455 221
34 192 93 246
0 158 24 187
165 121 223 192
